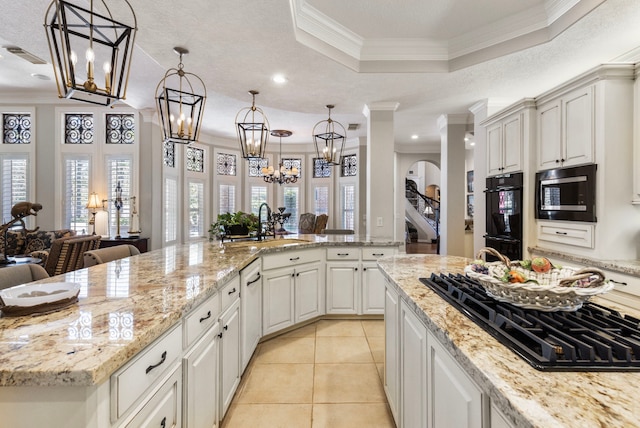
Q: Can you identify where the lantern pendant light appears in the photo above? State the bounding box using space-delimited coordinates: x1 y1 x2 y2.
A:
44 0 137 106
236 90 270 159
155 47 207 145
313 105 346 166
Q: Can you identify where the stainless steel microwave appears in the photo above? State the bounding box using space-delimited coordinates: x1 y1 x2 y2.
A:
535 164 596 222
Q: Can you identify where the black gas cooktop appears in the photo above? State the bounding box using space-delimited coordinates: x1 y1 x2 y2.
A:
419 273 640 371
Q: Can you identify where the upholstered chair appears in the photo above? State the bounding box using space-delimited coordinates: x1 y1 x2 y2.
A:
313 214 328 234
298 213 317 234
83 244 140 268
44 235 101 276
0 264 49 290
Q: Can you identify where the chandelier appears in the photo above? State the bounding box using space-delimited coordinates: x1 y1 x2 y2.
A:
236 90 270 159
44 0 137 106
262 130 299 185
155 47 207 144
312 104 346 166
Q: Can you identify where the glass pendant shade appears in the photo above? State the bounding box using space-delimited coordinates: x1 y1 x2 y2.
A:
313 105 346 166
44 0 137 106
155 47 207 144
236 90 269 159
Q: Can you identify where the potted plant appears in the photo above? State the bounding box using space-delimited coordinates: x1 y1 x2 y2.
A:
209 211 259 240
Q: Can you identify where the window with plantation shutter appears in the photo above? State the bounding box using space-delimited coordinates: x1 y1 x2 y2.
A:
283 187 299 233
314 186 329 216
106 157 133 237
165 177 177 243
1 155 29 222
341 184 355 230
250 186 267 216
188 181 204 237
64 156 90 233
219 184 236 215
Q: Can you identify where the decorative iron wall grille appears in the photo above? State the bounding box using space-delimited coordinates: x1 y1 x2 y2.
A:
313 158 331 178
106 114 135 144
248 157 268 177
3 113 31 144
65 114 94 144
217 153 236 176
164 142 175 168
341 154 357 177
282 158 301 177
187 147 204 173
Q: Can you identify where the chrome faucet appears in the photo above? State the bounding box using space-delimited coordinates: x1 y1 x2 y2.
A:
257 202 271 241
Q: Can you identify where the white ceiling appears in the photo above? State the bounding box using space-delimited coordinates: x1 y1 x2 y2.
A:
1 0 640 149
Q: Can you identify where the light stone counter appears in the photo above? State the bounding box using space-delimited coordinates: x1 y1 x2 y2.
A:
378 254 640 428
529 246 640 277
0 234 399 387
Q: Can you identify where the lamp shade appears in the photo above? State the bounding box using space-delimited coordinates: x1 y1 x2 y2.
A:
155 47 207 144
313 105 346 166
44 0 137 106
236 90 269 159
86 192 102 210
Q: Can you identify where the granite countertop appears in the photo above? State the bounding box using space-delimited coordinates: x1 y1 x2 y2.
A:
0 234 400 388
378 254 640 428
529 246 640 277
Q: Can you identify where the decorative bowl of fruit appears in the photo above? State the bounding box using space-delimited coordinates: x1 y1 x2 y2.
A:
464 248 614 312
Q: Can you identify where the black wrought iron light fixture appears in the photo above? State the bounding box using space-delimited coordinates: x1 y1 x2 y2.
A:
312 105 346 166
236 90 270 159
44 0 137 106
155 47 207 144
262 130 299 185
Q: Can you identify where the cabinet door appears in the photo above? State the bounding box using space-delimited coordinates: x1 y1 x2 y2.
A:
125 363 182 428
262 267 295 335
428 331 484 428
384 283 399 424
537 99 562 170
486 123 504 176
295 262 323 323
326 262 359 314
362 263 385 314
501 114 522 174
219 300 241 419
240 261 262 371
400 300 428 428
183 326 218 428
563 86 594 167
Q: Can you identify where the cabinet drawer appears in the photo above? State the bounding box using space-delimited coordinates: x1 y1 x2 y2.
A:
124 362 182 428
184 291 220 348
262 248 324 270
111 324 183 420
362 247 396 260
538 221 594 248
220 275 240 313
327 247 359 261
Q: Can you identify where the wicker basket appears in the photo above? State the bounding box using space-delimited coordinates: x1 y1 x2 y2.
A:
464 248 614 312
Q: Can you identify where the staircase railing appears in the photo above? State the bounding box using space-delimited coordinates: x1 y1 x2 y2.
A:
405 179 440 253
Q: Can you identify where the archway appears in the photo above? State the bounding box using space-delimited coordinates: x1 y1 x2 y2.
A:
404 160 440 254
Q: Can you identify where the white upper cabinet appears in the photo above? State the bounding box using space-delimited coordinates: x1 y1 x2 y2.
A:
537 85 594 170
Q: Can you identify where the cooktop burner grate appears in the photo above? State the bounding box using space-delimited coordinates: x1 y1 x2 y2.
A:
419 273 640 371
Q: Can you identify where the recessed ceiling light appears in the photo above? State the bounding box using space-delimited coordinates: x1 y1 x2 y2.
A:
30 73 50 80
272 74 287 84
411 134 418 139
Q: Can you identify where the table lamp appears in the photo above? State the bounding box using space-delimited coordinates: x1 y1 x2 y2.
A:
86 192 102 235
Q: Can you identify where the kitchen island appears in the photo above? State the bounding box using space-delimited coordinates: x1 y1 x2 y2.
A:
378 254 640 428
0 234 400 427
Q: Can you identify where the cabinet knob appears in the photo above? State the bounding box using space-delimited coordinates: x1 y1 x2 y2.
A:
355 267 358 271
561 158 565 162
218 332 223 338
363 267 367 271
224 324 228 331
296 273 300 277
555 159 560 163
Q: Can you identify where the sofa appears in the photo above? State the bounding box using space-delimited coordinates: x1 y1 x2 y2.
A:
0 228 77 266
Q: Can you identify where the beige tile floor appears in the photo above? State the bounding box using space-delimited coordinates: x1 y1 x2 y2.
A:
222 319 396 428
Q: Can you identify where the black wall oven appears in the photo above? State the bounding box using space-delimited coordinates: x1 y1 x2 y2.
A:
535 164 596 222
485 173 523 261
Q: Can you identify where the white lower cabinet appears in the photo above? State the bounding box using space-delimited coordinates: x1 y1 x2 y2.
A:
219 298 241 419
384 282 400 422
183 327 218 428
125 362 182 428
428 331 484 428
326 262 359 314
262 266 296 335
240 259 262 371
490 403 515 428
294 262 323 322
362 262 386 314
400 300 428 428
